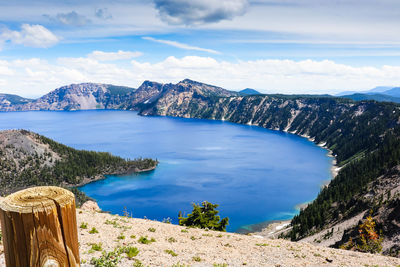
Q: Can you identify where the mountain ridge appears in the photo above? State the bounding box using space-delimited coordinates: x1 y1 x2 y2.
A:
0 83 136 111
340 93 400 103
0 80 238 112
337 86 400 102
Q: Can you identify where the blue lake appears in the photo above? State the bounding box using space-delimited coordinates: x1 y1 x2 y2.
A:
0 110 332 232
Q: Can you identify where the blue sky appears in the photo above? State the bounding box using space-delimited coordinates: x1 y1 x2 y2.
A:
0 0 400 97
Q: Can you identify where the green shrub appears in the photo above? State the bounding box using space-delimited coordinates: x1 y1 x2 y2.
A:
179 201 229 231
148 227 156 232
119 246 139 259
104 219 119 228
90 249 121 267
89 227 99 234
192 256 201 262
165 249 178 256
168 237 177 243
80 222 88 229
89 243 102 252
138 236 155 244
133 259 143 267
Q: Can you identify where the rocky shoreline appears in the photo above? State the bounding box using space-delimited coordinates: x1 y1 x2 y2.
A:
250 132 339 238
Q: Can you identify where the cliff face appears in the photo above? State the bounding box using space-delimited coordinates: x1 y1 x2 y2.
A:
0 83 135 111
120 81 164 110
0 94 32 111
141 92 399 165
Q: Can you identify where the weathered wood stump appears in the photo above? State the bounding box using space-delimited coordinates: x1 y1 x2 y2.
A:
0 186 80 267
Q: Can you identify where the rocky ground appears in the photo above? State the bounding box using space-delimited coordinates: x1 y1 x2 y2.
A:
1 201 399 267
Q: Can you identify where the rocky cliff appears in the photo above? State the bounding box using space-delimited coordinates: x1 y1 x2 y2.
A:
0 83 135 111
0 93 32 111
0 80 237 112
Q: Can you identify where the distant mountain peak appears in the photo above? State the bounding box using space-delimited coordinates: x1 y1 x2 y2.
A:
382 87 400 97
180 78 197 84
140 80 162 87
239 88 261 96
178 79 228 89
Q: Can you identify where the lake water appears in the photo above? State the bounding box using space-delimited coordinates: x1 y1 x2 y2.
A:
0 110 332 232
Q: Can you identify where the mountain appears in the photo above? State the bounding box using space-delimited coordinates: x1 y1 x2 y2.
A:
336 86 394 96
335 90 359 96
0 94 32 111
239 88 261 95
0 80 237 112
340 93 400 103
368 86 395 93
381 87 400 98
136 79 238 117
0 83 135 111
0 129 157 203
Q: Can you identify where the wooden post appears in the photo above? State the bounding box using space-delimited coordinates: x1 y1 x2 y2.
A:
0 186 80 267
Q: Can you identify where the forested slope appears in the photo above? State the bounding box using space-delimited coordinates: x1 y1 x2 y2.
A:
0 130 157 204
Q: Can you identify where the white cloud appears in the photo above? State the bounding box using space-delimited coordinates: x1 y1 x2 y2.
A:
0 60 13 76
128 57 400 93
1 55 400 97
0 24 59 48
153 0 249 25
143 37 220 54
209 0 400 44
87 50 143 61
0 1 399 45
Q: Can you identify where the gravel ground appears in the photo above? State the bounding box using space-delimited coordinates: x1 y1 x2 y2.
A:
1 207 400 266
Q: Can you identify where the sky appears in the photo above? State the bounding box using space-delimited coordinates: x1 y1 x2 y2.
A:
0 0 400 97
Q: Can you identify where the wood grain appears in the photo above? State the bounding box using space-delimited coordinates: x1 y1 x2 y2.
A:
0 186 80 267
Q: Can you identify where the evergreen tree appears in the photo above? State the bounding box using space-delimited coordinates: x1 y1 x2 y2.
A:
179 201 229 231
